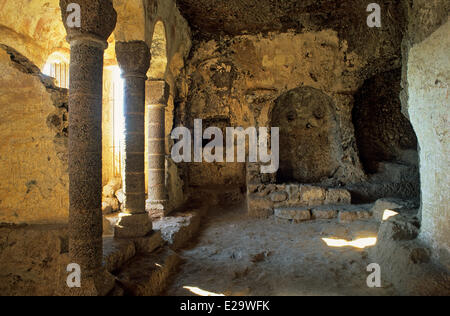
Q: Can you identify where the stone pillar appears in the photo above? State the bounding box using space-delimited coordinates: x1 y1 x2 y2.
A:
146 80 170 218
60 0 116 295
115 41 152 238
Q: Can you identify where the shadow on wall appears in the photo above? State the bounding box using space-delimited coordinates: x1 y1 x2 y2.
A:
353 68 418 175
348 68 420 202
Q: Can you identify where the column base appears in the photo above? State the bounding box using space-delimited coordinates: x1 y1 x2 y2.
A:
114 213 153 238
146 199 171 219
58 264 116 296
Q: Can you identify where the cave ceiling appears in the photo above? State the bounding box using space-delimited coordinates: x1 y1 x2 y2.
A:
176 0 406 50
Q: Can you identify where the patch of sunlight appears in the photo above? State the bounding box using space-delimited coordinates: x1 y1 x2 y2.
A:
382 209 399 221
183 286 225 297
322 237 377 249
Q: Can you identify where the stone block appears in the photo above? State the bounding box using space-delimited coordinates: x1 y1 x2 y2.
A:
299 186 326 206
147 200 171 219
114 213 152 238
134 230 165 253
102 184 115 198
103 197 120 213
325 188 351 205
339 206 372 223
247 195 274 218
247 184 260 194
312 205 339 219
271 191 289 202
152 211 202 251
275 207 312 223
287 184 301 200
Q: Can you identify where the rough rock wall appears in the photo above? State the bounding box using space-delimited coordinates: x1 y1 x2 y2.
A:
177 0 405 77
0 46 69 224
368 207 450 295
0 224 68 296
400 0 450 118
407 18 450 266
177 30 379 187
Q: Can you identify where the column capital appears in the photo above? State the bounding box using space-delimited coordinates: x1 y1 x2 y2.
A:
146 80 170 106
116 41 151 78
60 0 117 48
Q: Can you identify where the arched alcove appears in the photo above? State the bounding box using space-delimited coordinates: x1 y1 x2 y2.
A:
271 86 341 184
42 50 70 89
148 20 168 80
353 69 419 175
145 20 169 194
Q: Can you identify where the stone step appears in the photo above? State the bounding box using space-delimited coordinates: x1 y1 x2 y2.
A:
102 208 206 295
103 231 164 273
103 237 136 273
115 247 181 296
274 204 373 224
101 207 206 295
102 208 203 274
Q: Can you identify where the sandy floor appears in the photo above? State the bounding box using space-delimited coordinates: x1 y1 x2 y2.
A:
166 202 397 296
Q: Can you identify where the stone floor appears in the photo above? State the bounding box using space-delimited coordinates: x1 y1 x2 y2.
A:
165 201 398 296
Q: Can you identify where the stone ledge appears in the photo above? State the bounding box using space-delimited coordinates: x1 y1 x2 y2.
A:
312 205 339 219
152 209 204 251
115 247 181 296
103 230 165 274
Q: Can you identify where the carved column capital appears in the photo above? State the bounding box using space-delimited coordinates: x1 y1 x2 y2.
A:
116 41 151 78
60 0 117 48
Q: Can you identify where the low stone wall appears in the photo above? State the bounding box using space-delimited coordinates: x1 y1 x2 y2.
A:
246 162 352 218
247 181 351 219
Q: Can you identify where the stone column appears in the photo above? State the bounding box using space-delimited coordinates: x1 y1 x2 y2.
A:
115 41 152 238
60 0 116 295
146 80 170 218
